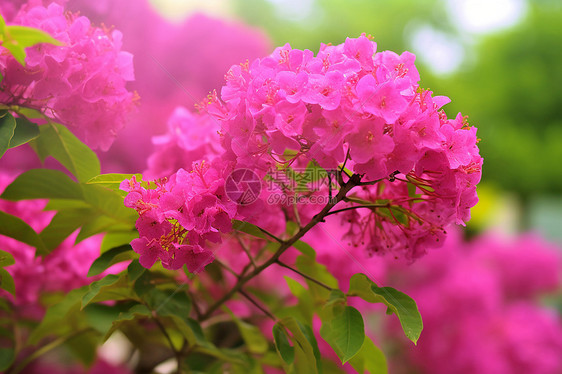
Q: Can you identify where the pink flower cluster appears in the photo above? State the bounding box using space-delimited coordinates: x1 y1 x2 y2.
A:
385 231 562 374
0 172 102 317
56 0 271 173
121 160 238 271
145 107 222 179
0 2 136 150
201 34 481 260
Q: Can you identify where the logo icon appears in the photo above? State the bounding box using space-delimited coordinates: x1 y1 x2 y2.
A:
225 169 262 205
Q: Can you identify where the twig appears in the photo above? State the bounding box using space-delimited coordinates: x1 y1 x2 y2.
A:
236 234 256 268
357 177 385 186
324 203 390 217
152 315 183 374
215 259 239 278
239 289 277 321
257 227 284 243
187 289 202 319
275 260 334 291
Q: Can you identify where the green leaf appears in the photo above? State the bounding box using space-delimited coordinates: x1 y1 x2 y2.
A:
0 210 47 254
76 214 133 243
102 303 151 341
232 315 269 354
43 199 91 210
0 268 15 296
0 250 15 267
2 24 62 65
101 231 138 253
65 330 98 366
296 254 338 301
87 173 142 193
0 169 84 201
232 220 267 239
348 273 423 344
5 25 61 46
28 286 87 344
284 276 314 322
0 347 15 371
127 259 145 282
146 288 191 318
0 112 16 158
81 274 121 307
348 337 388 374
281 317 322 374
293 240 316 258
320 306 365 364
40 208 93 251
87 245 133 277
30 122 100 182
407 182 419 198
9 117 39 148
80 184 137 224
273 323 295 365
194 346 247 365
171 315 208 346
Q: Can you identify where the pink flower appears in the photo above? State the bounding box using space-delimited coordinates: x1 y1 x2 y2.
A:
355 76 408 123
122 160 239 271
384 230 562 374
145 107 222 179
194 35 483 261
0 3 137 150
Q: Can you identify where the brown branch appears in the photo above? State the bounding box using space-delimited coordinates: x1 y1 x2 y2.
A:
276 260 334 291
199 174 362 321
239 289 277 321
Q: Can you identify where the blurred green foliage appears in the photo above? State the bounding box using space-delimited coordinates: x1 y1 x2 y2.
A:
233 0 454 52
233 0 562 198
431 3 562 196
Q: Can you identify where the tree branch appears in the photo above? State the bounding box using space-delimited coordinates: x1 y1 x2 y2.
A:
199 174 362 321
239 289 277 321
275 260 334 291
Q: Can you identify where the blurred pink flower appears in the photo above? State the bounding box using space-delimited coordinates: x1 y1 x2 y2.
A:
384 230 562 374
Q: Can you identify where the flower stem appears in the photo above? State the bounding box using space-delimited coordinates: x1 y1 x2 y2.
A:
275 260 334 291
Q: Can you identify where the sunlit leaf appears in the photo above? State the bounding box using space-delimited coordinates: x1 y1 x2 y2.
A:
348 273 422 344
0 169 84 201
87 245 133 277
348 336 388 374
0 112 16 158
273 323 295 365
0 268 15 296
320 305 364 363
0 250 15 267
9 117 39 148
30 122 100 182
0 210 47 254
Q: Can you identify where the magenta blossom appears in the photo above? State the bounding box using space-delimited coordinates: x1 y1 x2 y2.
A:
385 230 562 374
121 159 239 271
199 34 482 261
0 2 136 150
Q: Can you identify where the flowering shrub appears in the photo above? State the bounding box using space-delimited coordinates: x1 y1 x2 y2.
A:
127 34 482 271
0 1 506 373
